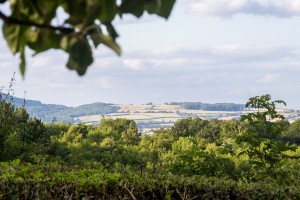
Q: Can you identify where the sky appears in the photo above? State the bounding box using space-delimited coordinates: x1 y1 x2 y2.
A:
1 0 300 108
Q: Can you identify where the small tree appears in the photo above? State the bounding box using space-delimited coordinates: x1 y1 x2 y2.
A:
121 122 140 145
0 75 18 161
236 94 294 172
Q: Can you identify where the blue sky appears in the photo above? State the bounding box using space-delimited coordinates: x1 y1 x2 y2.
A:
1 0 300 108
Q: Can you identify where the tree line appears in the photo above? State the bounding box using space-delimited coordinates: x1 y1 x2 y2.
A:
168 102 245 111
2 93 118 122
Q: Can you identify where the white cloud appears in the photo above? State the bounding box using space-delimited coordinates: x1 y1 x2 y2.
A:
259 73 280 83
93 58 119 69
179 0 300 18
2 44 300 108
123 59 143 70
94 77 112 89
48 83 67 89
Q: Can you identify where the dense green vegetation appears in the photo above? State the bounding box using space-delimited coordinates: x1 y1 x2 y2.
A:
1 93 300 199
168 102 245 111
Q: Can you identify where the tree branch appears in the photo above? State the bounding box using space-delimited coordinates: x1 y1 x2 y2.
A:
0 11 74 34
124 183 137 200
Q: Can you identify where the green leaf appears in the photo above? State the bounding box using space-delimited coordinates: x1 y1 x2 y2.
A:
85 0 103 24
158 0 175 19
20 51 26 77
2 23 28 55
31 0 58 23
89 26 102 47
120 0 145 18
2 23 21 54
145 0 160 14
63 0 87 26
104 23 119 40
98 0 117 23
90 32 121 56
27 29 62 55
3 23 29 76
66 36 93 75
60 36 69 51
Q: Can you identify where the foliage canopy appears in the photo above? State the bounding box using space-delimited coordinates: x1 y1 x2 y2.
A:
1 91 300 198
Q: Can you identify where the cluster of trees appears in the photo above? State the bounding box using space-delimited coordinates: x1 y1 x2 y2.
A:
168 102 245 111
0 96 49 161
1 94 300 198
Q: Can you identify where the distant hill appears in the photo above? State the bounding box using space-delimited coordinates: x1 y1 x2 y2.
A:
1 93 119 122
167 102 245 111
1 92 248 123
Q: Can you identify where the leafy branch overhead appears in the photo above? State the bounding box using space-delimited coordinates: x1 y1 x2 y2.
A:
0 0 176 76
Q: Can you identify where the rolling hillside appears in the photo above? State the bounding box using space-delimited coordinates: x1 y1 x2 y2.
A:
3 93 299 130
1 93 118 122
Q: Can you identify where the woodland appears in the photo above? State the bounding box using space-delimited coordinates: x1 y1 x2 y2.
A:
1 88 300 199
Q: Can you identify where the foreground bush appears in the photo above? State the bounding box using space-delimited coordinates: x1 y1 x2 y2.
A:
0 161 299 200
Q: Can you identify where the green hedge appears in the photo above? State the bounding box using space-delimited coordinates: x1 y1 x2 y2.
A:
0 161 299 199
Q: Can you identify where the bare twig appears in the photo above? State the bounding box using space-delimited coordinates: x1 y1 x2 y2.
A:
175 185 190 200
124 183 137 200
0 11 74 34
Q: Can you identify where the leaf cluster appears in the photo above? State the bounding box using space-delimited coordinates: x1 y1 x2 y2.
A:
0 0 175 76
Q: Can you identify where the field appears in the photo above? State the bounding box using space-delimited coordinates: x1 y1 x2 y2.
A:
78 104 241 123
75 104 299 133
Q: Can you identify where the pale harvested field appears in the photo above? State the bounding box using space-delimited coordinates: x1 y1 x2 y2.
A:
118 104 240 114
78 112 182 123
78 115 103 122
